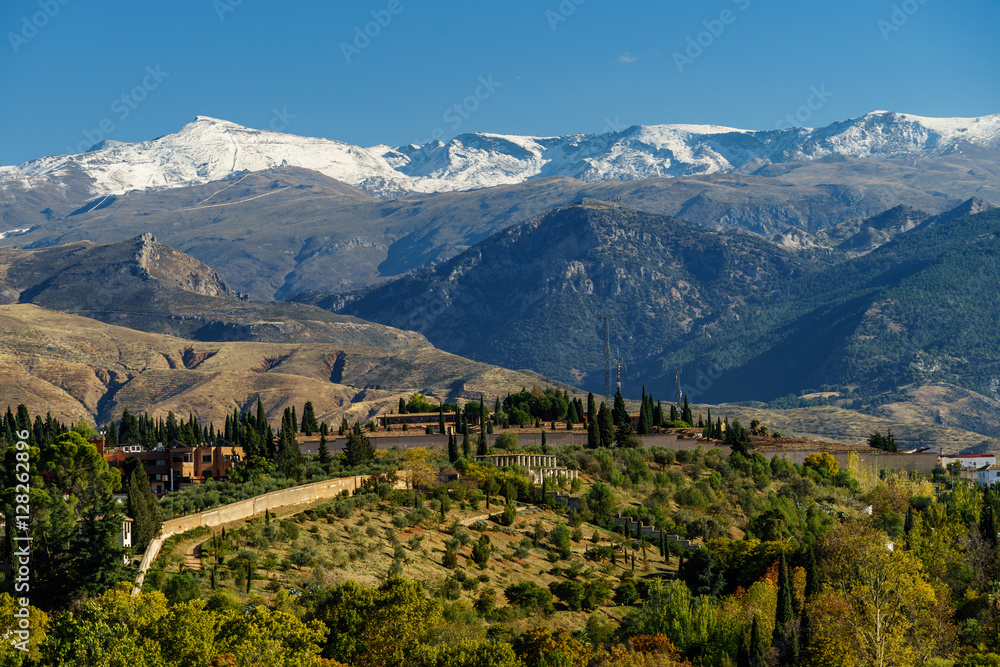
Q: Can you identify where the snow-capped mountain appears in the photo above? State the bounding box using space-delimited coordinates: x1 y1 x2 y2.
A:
2 111 999 199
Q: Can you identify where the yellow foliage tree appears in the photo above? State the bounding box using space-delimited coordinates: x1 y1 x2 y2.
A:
811 522 954 667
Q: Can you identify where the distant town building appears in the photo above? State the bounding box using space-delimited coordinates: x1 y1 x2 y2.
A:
381 412 456 428
103 439 244 495
940 454 996 469
977 463 1000 487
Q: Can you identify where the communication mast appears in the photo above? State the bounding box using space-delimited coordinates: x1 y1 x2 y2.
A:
676 371 682 407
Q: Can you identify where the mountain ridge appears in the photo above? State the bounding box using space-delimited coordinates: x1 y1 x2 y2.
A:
3 110 999 200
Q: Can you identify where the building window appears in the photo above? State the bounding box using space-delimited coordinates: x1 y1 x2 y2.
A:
156 460 166 466
202 455 212 463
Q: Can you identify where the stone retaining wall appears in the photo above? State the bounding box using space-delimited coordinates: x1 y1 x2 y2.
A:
133 473 407 594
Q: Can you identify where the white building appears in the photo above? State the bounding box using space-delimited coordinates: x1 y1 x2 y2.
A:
977 464 1000 487
941 454 996 469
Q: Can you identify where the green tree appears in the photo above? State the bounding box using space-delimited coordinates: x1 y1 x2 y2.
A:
42 431 121 512
344 431 375 467
300 401 319 435
471 534 492 569
612 387 629 426
318 433 331 469
126 467 162 552
598 403 614 449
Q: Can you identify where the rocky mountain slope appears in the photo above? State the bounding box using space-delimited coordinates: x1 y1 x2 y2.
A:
0 234 426 348
312 199 1000 444
6 152 1000 299
313 200 809 386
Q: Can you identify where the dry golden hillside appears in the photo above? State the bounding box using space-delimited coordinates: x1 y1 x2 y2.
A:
0 304 555 427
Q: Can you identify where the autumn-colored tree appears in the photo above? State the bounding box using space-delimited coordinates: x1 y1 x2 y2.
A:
516 627 591 667
811 522 955 667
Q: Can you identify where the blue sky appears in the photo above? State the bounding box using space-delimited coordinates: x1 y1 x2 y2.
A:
1 0 998 165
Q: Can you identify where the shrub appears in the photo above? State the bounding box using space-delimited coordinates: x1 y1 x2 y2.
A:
471 535 492 569
505 582 555 615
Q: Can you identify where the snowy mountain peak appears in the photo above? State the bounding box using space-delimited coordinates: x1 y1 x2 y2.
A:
3 111 1000 199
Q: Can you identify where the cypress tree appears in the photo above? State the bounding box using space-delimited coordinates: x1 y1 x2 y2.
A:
301 402 319 435
669 404 679 422
612 387 628 426
805 546 820 599
587 418 600 449
318 433 331 468
587 392 596 425
681 394 693 425
438 404 446 434
126 468 162 552
598 403 614 448
256 396 266 433
774 551 794 643
398 397 407 414
448 432 459 463
462 425 471 458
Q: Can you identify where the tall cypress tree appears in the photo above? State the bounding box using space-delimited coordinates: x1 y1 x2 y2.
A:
462 425 471 458
448 432 459 463
612 388 628 426
126 468 162 552
438 404 446 434
681 394 693 425
318 432 331 469
598 403 614 448
587 392 596 426
805 546 820 599
301 402 319 435
774 551 794 643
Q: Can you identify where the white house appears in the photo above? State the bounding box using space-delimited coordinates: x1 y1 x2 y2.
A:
941 454 996 470
976 464 1000 487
